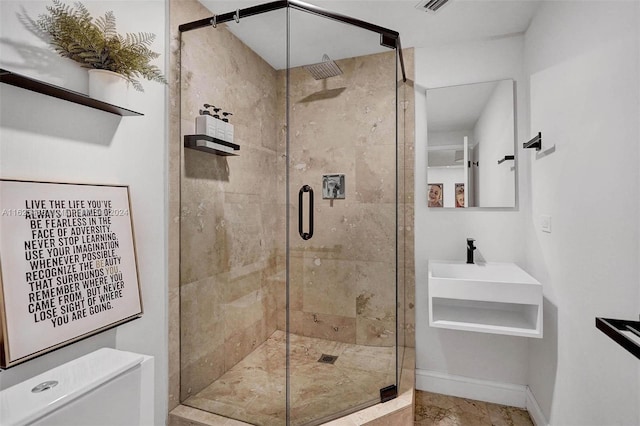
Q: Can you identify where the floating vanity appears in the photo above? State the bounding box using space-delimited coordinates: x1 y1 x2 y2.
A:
428 260 543 338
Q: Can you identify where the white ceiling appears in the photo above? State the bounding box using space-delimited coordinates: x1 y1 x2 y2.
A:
426 79 501 132
199 0 541 69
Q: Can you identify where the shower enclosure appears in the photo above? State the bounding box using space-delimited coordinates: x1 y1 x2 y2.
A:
178 1 407 424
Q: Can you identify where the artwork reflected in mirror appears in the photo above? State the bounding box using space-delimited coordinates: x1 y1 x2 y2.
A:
428 183 443 208
426 79 516 208
455 183 465 208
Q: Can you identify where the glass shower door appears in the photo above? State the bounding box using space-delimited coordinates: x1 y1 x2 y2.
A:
179 7 289 426
286 7 399 425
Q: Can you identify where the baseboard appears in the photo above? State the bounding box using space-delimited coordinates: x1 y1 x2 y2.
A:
415 369 527 408
526 387 549 426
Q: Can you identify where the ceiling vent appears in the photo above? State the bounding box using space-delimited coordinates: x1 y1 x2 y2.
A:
415 0 451 13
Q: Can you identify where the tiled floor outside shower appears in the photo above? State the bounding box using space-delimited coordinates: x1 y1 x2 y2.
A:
414 391 534 426
183 330 396 426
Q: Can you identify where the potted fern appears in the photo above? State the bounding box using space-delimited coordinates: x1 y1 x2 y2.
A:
34 0 166 106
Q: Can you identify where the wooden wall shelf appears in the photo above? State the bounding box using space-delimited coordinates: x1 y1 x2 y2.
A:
0 68 143 117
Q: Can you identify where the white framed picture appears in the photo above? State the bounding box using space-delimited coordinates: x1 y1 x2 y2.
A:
0 179 142 368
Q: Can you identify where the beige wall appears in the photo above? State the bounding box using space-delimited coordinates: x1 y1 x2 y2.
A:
280 52 407 348
168 0 415 414
177 2 282 402
399 49 416 350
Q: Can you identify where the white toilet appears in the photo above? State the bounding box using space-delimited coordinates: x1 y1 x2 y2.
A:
0 348 154 426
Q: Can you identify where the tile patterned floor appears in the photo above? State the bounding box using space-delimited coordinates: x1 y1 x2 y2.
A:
415 391 534 426
183 330 396 426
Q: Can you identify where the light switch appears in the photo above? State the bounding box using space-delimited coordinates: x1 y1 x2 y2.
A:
541 215 551 233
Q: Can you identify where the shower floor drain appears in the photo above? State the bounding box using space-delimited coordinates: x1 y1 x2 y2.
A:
318 354 338 364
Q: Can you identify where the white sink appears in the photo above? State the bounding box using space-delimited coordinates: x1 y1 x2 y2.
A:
428 260 543 338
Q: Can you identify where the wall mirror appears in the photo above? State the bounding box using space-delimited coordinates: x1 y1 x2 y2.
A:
426 79 516 208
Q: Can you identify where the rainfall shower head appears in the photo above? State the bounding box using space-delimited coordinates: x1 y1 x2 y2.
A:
303 54 343 80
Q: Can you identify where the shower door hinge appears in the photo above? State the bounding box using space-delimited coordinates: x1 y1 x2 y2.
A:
380 34 397 49
380 384 397 403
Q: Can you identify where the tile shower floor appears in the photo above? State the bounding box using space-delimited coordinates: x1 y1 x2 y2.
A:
414 390 534 426
183 330 396 426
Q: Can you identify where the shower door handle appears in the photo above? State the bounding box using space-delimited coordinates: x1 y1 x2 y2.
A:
298 185 314 240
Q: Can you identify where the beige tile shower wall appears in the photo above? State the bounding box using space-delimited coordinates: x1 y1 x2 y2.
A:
280 51 401 347
397 60 406 352
402 48 416 349
177 0 283 402
168 0 182 411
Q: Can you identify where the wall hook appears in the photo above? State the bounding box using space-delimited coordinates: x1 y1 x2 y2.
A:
497 155 515 165
234 9 240 23
210 14 217 28
523 132 542 151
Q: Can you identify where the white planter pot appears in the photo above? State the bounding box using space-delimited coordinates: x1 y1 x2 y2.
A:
88 69 130 107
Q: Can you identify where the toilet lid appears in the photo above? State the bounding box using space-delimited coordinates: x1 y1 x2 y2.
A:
0 348 143 425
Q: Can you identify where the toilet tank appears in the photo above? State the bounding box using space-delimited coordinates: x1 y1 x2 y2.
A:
0 348 154 426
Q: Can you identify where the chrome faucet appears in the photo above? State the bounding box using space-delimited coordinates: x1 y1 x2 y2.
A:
466 238 476 264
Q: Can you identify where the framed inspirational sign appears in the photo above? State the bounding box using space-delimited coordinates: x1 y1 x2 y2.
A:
0 179 143 368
